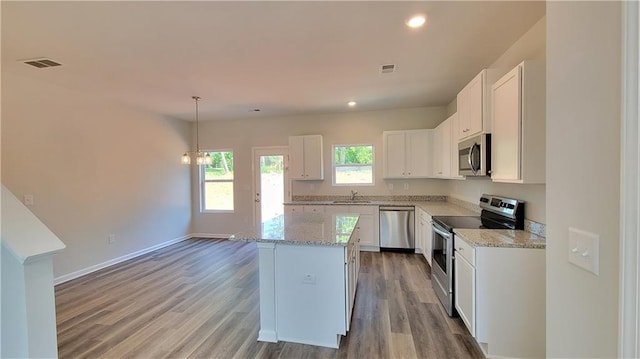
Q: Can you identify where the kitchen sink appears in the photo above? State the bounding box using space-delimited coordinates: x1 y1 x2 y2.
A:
332 200 371 204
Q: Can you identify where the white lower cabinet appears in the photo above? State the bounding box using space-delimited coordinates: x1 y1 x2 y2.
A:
454 236 545 358
316 204 380 251
416 208 433 266
454 238 476 336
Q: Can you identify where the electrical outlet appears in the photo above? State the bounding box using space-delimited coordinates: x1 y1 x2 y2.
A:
388 183 394 190
108 234 116 244
24 194 34 206
403 183 409 190
302 273 316 285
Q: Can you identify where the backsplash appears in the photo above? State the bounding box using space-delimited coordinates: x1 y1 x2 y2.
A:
290 194 547 238
291 195 447 202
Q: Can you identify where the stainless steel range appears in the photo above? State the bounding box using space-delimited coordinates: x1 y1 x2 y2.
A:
431 194 525 316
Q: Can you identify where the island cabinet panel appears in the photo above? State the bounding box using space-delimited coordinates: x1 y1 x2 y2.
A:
275 245 347 348
289 135 324 180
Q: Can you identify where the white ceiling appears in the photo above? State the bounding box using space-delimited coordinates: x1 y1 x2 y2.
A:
2 1 545 121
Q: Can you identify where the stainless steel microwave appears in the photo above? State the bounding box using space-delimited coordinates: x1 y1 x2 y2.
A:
458 134 491 176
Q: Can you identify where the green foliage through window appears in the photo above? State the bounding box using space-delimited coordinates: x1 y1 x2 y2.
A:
333 145 374 186
202 151 234 211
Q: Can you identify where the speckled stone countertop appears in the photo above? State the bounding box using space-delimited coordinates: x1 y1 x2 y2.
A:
229 213 359 247
454 228 546 249
284 200 478 217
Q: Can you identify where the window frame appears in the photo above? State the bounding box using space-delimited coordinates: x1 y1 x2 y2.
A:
200 149 235 213
331 144 375 186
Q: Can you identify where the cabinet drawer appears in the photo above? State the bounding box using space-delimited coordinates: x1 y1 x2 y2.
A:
349 205 376 215
303 205 325 213
455 236 475 265
285 205 304 214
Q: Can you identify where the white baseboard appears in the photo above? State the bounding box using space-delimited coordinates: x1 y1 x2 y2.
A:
54 234 193 285
190 233 231 239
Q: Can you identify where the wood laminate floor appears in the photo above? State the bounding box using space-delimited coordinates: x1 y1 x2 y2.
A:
55 238 484 359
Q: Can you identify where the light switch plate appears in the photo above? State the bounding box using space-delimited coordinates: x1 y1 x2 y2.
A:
568 227 600 275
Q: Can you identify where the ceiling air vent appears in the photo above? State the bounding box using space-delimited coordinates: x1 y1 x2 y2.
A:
380 64 396 74
22 58 62 68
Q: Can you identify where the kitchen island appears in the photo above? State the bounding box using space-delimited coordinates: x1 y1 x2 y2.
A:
230 212 360 349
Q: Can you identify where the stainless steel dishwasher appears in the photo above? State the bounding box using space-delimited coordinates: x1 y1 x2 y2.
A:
379 206 415 250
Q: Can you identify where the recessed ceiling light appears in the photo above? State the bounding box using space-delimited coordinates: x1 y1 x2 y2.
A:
347 101 357 107
406 15 426 28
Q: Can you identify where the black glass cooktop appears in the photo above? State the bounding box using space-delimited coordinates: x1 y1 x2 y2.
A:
432 215 513 232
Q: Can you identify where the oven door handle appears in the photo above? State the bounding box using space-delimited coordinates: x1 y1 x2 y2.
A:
432 223 452 239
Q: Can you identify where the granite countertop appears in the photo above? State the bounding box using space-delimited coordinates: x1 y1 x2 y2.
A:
284 200 478 217
229 212 359 247
454 228 546 249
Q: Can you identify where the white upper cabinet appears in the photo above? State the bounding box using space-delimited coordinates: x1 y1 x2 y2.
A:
289 135 324 180
449 113 464 179
457 69 501 141
433 118 452 178
383 129 431 178
491 60 545 184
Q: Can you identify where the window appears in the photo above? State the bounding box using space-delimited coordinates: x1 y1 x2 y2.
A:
201 151 234 212
333 145 374 186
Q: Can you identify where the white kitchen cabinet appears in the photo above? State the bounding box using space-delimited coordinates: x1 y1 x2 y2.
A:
454 237 476 336
449 113 465 179
345 233 360 328
415 207 432 264
420 209 432 266
433 117 452 178
349 205 379 252
289 135 324 180
457 69 501 141
284 205 304 214
491 60 545 184
383 129 432 178
303 205 325 214
453 235 545 358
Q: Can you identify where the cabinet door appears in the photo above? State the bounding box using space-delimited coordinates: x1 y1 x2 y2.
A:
289 136 305 179
449 113 464 179
432 125 444 177
436 119 451 178
406 130 431 177
457 90 469 139
491 66 522 182
355 214 375 247
423 216 432 266
455 253 476 336
383 131 406 178
303 135 324 180
465 71 485 137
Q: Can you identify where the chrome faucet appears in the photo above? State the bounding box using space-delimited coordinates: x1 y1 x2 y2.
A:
350 190 358 201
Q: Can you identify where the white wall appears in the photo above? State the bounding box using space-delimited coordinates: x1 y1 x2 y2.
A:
546 2 621 357
447 16 547 223
192 107 449 235
1 72 192 279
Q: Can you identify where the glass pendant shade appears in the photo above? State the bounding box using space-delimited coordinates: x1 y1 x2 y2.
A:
181 152 191 165
181 96 211 166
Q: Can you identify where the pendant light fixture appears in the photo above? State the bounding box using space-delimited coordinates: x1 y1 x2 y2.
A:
181 96 212 166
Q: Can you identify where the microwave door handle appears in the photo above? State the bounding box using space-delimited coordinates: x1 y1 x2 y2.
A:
469 143 479 174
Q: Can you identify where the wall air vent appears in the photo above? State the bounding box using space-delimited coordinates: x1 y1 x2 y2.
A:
380 64 396 74
22 58 62 68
